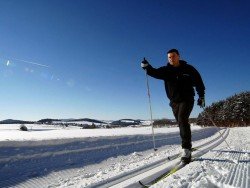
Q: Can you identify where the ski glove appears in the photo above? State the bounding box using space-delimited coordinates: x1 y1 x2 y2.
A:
141 58 149 70
197 97 205 108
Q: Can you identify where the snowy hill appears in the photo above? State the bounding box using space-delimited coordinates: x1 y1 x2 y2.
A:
1 118 150 128
0 119 34 124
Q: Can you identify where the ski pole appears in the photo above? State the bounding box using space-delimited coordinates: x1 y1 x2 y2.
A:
202 107 231 149
144 60 157 151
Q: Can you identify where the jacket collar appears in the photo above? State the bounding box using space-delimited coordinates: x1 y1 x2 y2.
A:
167 60 187 68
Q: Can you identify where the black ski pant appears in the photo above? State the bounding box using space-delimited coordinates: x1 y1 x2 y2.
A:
170 99 194 150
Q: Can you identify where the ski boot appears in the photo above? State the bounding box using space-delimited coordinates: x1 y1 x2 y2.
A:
181 148 191 164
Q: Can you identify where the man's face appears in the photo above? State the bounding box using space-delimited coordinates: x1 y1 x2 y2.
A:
168 52 180 66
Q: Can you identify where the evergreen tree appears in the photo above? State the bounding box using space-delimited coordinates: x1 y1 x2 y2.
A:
197 91 250 127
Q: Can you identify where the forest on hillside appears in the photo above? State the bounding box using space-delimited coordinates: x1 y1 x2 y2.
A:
197 91 249 127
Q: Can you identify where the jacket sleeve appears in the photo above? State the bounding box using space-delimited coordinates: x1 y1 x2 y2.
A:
190 66 205 97
145 65 168 80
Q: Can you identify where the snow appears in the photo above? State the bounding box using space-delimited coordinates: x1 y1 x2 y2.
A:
0 124 201 142
152 127 250 188
0 124 249 188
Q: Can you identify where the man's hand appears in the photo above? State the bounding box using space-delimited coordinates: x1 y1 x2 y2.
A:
197 97 205 108
141 58 149 69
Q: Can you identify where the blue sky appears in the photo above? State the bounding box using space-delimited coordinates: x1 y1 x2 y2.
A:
0 0 249 121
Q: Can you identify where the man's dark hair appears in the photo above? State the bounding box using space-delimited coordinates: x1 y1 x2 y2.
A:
167 49 179 55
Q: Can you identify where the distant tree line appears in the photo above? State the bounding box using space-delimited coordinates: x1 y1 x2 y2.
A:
153 119 177 127
37 119 60 124
111 119 141 126
0 119 34 124
197 91 250 127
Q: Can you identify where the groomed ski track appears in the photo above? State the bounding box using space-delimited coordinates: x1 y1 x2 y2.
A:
151 127 250 188
2 127 248 188
89 128 230 188
0 127 218 187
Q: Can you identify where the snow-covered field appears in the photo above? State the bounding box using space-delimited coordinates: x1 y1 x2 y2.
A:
0 124 249 188
0 124 188 143
152 127 250 188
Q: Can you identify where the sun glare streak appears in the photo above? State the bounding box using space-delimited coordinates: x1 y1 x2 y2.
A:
1 56 77 88
1 56 50 68
12 58 50 68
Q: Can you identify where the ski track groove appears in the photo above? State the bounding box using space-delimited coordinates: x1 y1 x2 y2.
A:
153 129 249 188
90 129 229 188
0 128 217 187
4 127 249 188
0 129 207 163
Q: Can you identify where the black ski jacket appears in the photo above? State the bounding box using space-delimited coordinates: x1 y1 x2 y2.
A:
145 60 205 102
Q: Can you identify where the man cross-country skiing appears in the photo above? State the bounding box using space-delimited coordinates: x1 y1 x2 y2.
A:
141 49 205 163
